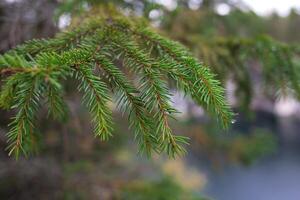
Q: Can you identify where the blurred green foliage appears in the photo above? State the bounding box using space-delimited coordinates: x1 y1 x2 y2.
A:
232 129 277 165
120 177 208 200
185 124 278 166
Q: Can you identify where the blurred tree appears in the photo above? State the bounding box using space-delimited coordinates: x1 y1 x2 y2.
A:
0 0 58 53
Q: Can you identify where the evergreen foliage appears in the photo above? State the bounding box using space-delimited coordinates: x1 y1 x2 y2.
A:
0 7 233 158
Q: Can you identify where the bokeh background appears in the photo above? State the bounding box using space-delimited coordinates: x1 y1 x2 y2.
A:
1 0 300 199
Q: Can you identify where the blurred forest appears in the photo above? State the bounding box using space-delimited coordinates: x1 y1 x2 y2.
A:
0 0 300 199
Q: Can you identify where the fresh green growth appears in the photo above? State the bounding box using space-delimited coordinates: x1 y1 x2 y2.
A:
0 7 233 158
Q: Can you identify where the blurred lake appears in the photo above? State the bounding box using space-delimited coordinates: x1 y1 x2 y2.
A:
191 115 300 200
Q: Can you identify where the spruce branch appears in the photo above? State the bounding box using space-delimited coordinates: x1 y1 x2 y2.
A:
109 33 188 156
74 65 113 141
94 52 158 155
6 74 44 158
0 9 234 158
130 26 233 127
